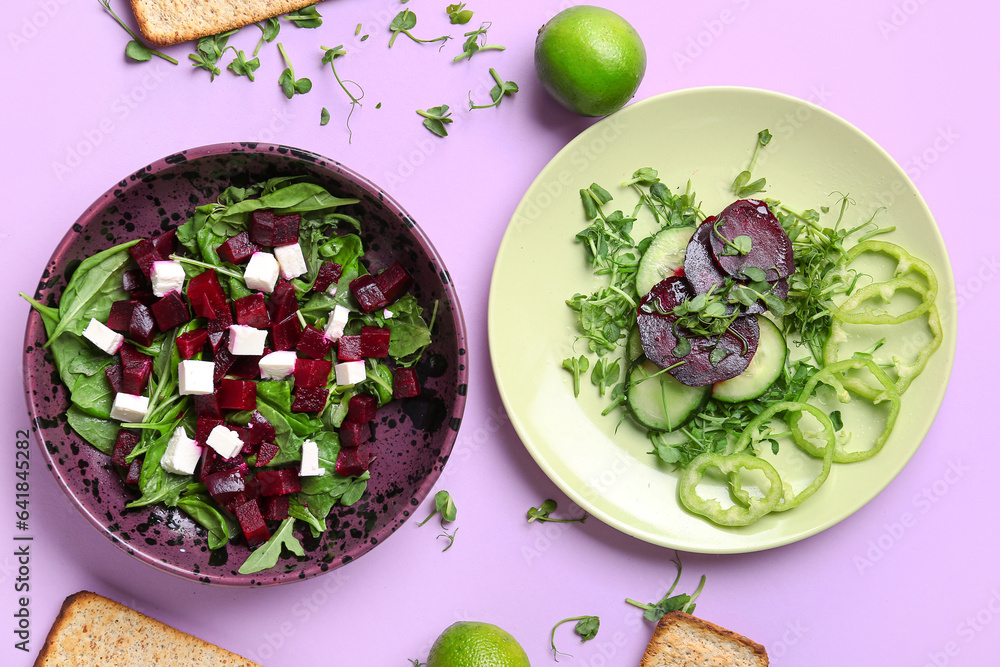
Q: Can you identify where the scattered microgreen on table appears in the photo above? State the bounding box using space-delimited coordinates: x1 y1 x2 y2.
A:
189 30 238 80
417 105 454 137
277 43 312 98
468 68 518 109
550 616 600 660
253 18 280 55
284 5 323 28
418 489 457 526
447 3 474 24
454 22 506 62
99 0 178 64
389 9 451 48
226 46 260 81
626 556 705 622
527 499 587 524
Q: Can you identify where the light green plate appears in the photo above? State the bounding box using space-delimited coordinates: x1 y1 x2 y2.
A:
488 87 956 553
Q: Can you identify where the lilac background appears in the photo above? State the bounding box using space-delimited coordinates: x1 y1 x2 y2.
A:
0 0 995 665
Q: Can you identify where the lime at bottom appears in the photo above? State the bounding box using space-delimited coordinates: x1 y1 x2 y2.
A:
427 621 531 667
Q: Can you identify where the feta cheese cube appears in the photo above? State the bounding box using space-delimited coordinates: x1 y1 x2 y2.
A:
228 324 268 356
324 304 351 342
110 393 150 422
150 260 186 297
82 318 124 355
244 252 280 292
206 424 243 460
178 359 215 395
259 350 298 380
299 439 326 477
382 308 394 319
160 427 201 475
274 242 308 280
335 360 367 386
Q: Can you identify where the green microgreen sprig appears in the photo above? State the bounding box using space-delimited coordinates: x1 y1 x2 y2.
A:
321 45 364 142
453 22 506 62
253 18 280 56
468 68 518 109
625 556 706 622
277 43 312 98
284 5 323 28
731 128 772 197
527 499 587 524
417 105 454 137
389 10 451 48
550 616 600 660
99 0 178 64
447 3 474 24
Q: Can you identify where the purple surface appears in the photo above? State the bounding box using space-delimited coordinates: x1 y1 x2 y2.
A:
0 1 995 665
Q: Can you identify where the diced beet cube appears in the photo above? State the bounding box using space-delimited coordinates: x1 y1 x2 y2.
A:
313 261 343 293
256 469 302 496
125 457 143 486
217 231 262 265
297 325 333 360
292 387 328 413
267 281 299 322
337 335 362 361
107 300 137 333
374 261 413 304
151 229 177 258
349 274 388 313
271 314 302 351
360 326 391 358
129 288 158 306
195 418 225 446
204 468 246 505
249 410 276 444
255 442 280 467
111 429 140 468
234 293 271 328
187 269 229 319
293 359 332 388
193 393 223 419
213 346 235 383
128 302 158 347
104 364 123 394
339 421 371 449
250 210 300 246
218 379 257 411
235 426 259 455
129 239 163 277
235 500 271 547
206 318 230 354
121 355 153 395
198 448 242 483
122 269 145 292
229 350 265 380
260 495 290 521
150 291 191 331
393 368 421 399
176 328 208 359
345 394 378 423
336 445 372 477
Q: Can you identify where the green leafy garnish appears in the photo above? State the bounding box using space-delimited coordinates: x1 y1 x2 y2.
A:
226 47 260 81
277 43 312 98
253 18 280 56
189 30 238 80
527 499 587 524
731 128 772 197
468 68 518 109
447 3 474 23
238 518 305 575
284 5 323 28
437 526 458 551
320 45 364 142
320 107 331 125
417 105 453 137
561 356 589 397
99 0 178 64
418 489 457 526
625 556 706 621
453 22 505 62
389 10 451 48
550 616 600 660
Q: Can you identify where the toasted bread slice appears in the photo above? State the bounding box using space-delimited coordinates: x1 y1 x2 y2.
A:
34 591 260 666
639 611 768 666
130 0 323 47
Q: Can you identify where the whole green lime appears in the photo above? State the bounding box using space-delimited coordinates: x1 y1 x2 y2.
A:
427 621 531 667
534 5 647 117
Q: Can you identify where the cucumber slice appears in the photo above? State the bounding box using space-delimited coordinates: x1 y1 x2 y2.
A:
636 226 696 296
627 326 643 362
712 315 787 403
627 359 710 431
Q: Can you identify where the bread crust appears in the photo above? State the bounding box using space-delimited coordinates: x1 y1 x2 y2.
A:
130 0 324 46
34 591 260 666
639 611 769 666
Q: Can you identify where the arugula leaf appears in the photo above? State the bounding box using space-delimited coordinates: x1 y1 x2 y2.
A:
238 518 305 575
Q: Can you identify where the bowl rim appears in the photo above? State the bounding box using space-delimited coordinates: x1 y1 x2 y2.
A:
22 141 469 586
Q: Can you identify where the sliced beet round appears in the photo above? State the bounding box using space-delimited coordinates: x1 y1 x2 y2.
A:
683 219 727 295
637 277 760 386
708 199 794 282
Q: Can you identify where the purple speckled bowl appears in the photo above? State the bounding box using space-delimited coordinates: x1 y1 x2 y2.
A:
22 143 468 586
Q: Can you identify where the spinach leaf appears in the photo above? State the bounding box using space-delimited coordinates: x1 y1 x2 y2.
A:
65 406 119 454
386 294 432 365
69 368 115 418
296 431 341 494
238 518 304 575
288 494 328 537
177 488 232 549
49 240 139 342
364 361 394 406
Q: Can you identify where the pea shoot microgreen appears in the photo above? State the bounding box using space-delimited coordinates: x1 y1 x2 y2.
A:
468 68 518 109
437 526 458 551
625 556 706 622
731 128 772 197
284 5 323 28
253 18 280 56
591 357 621 396
418 489 457 526
550 616 600 660
226 47 260 81
320 45 365 142
190 30 238 80
99 0 178 65
417 105 454 137
389 10 451 49
447 3 475 24
320 107 331 126
561 356 589 397
453 22 506 62
527 499 587 524
277 43 312 98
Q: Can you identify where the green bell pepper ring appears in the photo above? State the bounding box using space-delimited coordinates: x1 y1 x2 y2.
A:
830 276 933 326
833 240 938 325
678 452 783 527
